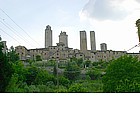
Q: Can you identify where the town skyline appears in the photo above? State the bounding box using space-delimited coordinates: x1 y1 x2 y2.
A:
1 0 140 53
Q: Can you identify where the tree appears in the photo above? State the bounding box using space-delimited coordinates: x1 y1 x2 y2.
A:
36 55 42 61
68 83 88 93
64 61 80 81
25 66 39 85
84 60 91 68
53 64 57 76
102 55 140 92
7 46 19 63
86 68 102 80
34 68 55 85
0 39 13 92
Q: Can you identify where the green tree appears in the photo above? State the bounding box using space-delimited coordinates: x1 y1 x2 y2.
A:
0 39 13 92
58 76 70 88
5 73 25 93
86 68 102 80
102 55 140 92
7 46 19 63
68 83 88 93
25 66 39 85
34 68 55 85
36 55 42 61
12 61 27 82
64 61 80 81
53 64 57 76
84 60 91 68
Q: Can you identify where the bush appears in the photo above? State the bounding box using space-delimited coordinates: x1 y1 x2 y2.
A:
103 55 140 92
68 83 88 93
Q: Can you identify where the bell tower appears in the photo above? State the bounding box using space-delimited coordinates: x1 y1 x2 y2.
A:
45 25 52 48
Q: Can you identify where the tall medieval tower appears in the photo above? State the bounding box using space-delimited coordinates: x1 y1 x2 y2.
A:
80 31 87 52
90 31 96 51
59 31 68 47
136 19 140 42
45 25 52 48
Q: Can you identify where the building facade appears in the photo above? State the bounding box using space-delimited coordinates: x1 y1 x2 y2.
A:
59 31 68 47
15 25 140 63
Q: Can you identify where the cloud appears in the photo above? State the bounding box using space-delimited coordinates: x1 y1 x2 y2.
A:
81 0 139 21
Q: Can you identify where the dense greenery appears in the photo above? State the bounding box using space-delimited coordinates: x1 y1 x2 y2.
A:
103 55 140 92
2 46 104 92
3 38 140 93
0 40 13 92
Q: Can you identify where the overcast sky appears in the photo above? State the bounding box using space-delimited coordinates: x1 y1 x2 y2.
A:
0 0 140 52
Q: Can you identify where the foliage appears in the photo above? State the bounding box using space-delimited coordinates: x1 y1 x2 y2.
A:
64 61 81 81
116 79 140 93
25 65 39 85
46 59 56 66
84 60 91 68
0 41 13 92
86 68 102 80
36 55 42 61
58 76 70 88
103 55 140 92
34 68 55 85
74 79 103 93
53 64 57 76
5 73 25 93
54 85 68 93
68 83 88 93
7 46 19 63
12 61 27 82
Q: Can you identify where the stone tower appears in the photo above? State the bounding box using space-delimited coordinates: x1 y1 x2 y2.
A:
80 31 87 52
59 31 68 47
90 31 96 51
136 19 140 42
45 25 52 48
100 43 107 51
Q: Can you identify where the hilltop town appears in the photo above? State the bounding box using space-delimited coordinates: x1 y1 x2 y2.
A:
14 21 140 63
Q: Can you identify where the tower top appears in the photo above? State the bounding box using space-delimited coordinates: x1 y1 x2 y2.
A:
46 25 51 30
136 19 140 26
60 31 67 36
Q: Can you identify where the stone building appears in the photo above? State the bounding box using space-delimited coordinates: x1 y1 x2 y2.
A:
59 31 68 47
100 43 107 51
80 31 87 53
15 24 140 63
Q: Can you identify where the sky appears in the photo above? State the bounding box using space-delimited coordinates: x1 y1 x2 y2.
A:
0 0 140 52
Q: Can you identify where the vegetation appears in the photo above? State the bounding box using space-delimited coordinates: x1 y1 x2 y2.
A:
103 55 140 92
3 38 140 93
0 40 13 92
